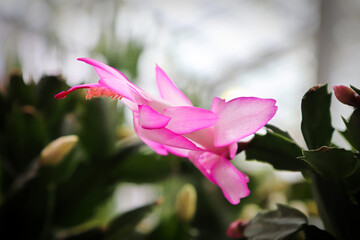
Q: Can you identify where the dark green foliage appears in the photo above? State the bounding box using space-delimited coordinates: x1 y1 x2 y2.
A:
350 85 360 95
341 108 360 151
302 147 358 180
2 69 360 240
244 84 360 240
0 73 242 240
245 204 308 240
301 84 334 149
246 130 307 171
245 204 337 240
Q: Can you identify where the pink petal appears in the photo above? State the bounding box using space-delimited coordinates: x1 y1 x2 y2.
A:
211 155 250 204
79 58 150 103
138 105 171 129
78 58 141 92
164 146 190 158
155 65 193 106
141 137 169 156
188 151 217 184
164 106 219 134
134 116 201 151
229 142 238 159
214 97 277 147
132 114 168 155
54 83 100 99
122 98 138 112
98 77 136 102
211 97 226 112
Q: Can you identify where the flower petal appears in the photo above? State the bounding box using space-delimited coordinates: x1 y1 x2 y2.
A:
141 137 169 156
211 155 250 204
211 97 226 112
214 97 277 147
164 146 190 158
155 65 193 106
78 58 141 92
98 77 136 102
229 142 238 159
138 105 171 129
134 116 201 151
132 114 168 155
164 106 219 134
188 151 217 184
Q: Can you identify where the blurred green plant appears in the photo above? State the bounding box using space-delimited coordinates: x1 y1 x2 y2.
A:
2 69 358 240
0 73 249 240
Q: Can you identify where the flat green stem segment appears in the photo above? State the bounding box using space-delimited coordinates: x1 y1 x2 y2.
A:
303 147 358 180
341 108 360 151
245 204 308 240
246 131 307 171
301 84 334 149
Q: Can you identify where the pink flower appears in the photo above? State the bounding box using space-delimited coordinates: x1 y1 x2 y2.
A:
55 58 278 204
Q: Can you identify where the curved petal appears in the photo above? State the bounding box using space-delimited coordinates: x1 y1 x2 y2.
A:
188 151 217 184
214 97 277 147
164 106 219 134
155 65 193 106
141 137 169 155
98 77 136 102
164 146 190 158
134 116 201 151
211 97 226 112
139 105 171 129
132 113 168 155
78 58 142 92
54 83 100 99
228 142 238 159
79 58 151 104
211 155 250 204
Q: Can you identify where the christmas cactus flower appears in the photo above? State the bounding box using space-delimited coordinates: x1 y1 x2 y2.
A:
56 58 278 204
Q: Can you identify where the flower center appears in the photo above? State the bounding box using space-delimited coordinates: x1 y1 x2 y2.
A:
86 87 123 100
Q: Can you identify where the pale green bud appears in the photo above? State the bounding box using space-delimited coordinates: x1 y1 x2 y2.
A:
40 135 78 165
176 184 197 222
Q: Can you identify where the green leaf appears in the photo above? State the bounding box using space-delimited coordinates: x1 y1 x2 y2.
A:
301 85 334 149
308 172 360 239
344 162 360 194
302 147 358 180
244 204 308 240
246 131 307 171
350 85 360 95
265 124 293 140
341 108 360 151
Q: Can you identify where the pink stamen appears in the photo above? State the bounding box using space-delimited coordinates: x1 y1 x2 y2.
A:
86 87 123 100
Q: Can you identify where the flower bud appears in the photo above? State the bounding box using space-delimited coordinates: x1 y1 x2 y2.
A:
175 184 197 222
226 219 248 238
40 135 79 165
333 85 360 108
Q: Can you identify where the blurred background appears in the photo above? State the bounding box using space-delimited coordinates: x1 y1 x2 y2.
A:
0 0 359 239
